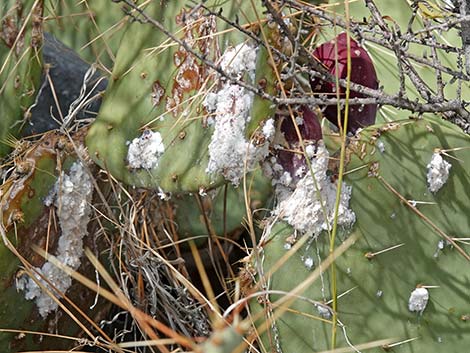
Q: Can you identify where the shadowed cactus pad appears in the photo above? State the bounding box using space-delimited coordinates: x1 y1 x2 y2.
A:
42 0 126 67
172 170 272 245
197 323 246 353
248 116 470 352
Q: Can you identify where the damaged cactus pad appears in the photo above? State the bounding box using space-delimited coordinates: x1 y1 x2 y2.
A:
248 116 470 352
0 131 110 352
310 32 378 133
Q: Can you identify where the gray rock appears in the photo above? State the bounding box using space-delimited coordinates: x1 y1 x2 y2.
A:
25 33 107 135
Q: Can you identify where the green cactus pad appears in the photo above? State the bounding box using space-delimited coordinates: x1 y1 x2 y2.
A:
0 0 43 157
249 116 470 352
86 1 278 192
43 0 126 68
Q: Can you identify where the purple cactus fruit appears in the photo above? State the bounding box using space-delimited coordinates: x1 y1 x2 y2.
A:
277 106 322 181
310 32 378 133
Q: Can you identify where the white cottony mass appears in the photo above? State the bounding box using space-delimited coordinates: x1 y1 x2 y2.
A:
127 130 165 170
276 142 356 235
206 43 272 185
426 152 451 193
408 287 429 314
17 162 93 317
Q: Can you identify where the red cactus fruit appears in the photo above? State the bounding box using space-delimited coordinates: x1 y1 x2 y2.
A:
277 106 322 181
310 32 378 133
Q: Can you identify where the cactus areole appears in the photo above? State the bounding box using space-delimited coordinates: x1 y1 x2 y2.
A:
310 32 378 133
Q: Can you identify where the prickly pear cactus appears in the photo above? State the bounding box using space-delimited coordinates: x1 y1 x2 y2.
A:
0 130 110 352
86 0 279 192
248 116 470 352
0 0 43 157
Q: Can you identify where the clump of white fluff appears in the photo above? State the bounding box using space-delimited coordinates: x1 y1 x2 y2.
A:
127 130 165 170
408 287 429 314
276 142 356 234
426 152 451 193
205 43 272 185
17 162 93 318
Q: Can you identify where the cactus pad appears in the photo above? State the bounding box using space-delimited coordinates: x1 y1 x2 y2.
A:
0 130 110 352
248 116 470 352
86 1 278 192
0 0 43 157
